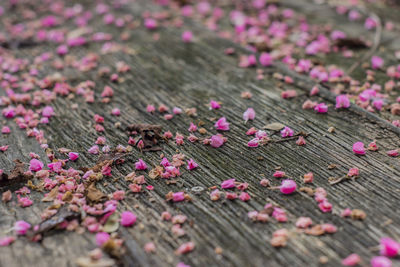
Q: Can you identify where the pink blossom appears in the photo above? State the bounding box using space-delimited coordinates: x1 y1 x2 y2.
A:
373 99 384 111
29 159 44 172
88 145 99 154
182 31 193 43
221 179 236 189
302 100 317 109
14 220 31 235
380 237 400 257
387 150 399 157
259 52 273 66
210 134 224 148
365 17 377 30
314 103 328 113
173 107 182 114
56 45 68 55
214 117 230 131
296 136 306 146
341 208 352 217
101 86 114 98
371 256 392 267
247 138 259 147
113 190 125 200
186 159 198 170
135 159 147 170
175 242 195 255
347 167 359 177
295 217 313 228
280 126 294 138
209 100 220 109
336 95 350 109
0 236 15 247
188 123 197 132
172 192 185 202
371 56 384 69
321 223 337 233
68 152 79 161
239 192 250 201
120 211 137 227
210 189 221 201
111 108 121 116
310 86 319 96
303 172 314 183
342 254 361 266
95 232 110 246
280 179 296 194
260 179 270 187
1 126 10 134
243 108 255 122
273 171 285 178
146 105 155 113
18 196 33 207
42 106 54 117
368 141 379 151
353 142 366 155
281 90 297 99
144 18 158 30
318 200 332 213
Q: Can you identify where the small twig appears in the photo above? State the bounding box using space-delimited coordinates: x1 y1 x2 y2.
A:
347 11 382 75
271 132 311 143
329 175 359 185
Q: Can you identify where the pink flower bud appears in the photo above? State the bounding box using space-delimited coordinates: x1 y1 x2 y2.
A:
280 179 296 194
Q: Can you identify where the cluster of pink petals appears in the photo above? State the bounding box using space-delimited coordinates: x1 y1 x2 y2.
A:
352 142 366 155
371 256 392 267
172 192 185 202
209 100 221 109
280 179 296 194
221 179 236 189
29 159 44 172
182 31 193 43
95 232 110 247
68 152 79 161
314 103 328 113
210 134 225 148
214 117 230 131
295 217 313 228
280 126 294 138
341 253 361 266
0 236 15 247
14 220 31 235
347 167 359 177
243 108 255 122
135 159 147 170
120 211 137 227
186 159 198 170
335 95 350 109
380 237 400 257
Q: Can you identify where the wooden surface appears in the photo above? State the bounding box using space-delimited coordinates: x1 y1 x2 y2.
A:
1 0 400 266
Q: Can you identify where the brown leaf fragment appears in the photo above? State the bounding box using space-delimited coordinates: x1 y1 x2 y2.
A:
351 209 367 220
86 183 107 203
263 122 285 131
0 159 33 189
305 225 325 236
126 124 163 151
42 186 59 202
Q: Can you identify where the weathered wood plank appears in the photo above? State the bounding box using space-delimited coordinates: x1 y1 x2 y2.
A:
0 0 400 267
